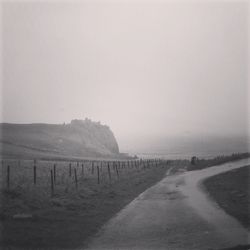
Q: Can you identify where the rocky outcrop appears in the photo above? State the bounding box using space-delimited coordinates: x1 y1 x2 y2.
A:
0 119 120 159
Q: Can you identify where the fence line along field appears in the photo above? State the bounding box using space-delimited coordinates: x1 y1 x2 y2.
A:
0 158 175 249
0 158 167 197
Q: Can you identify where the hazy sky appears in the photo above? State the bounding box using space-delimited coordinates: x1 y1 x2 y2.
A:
0 0 249 150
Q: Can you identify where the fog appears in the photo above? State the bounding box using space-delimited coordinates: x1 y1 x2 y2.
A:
0 1 249 153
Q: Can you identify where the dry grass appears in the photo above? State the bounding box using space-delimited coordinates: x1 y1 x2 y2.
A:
203 165 250 230
0 159 178 249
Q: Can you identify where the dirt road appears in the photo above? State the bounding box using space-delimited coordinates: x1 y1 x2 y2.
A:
84 159 250 250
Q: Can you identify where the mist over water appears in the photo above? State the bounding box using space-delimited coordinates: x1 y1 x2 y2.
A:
1 1 249 160
121 136 250 159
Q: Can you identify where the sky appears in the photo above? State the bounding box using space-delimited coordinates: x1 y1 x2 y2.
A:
0 0 249 152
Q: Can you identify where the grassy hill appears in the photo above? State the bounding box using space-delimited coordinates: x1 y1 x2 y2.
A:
0 119 120 160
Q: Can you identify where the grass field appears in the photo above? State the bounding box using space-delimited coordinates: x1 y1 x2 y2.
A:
203 165 250 230
0 159 184 249
187 153 250 171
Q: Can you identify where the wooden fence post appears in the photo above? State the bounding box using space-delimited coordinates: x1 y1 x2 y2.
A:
115 163 119 179
108 162 111 182
34 165 37 185
92 162 94 175
74 168 78 189
97 165 100 184
82 163 84 176
100 162 103 172
50 169 54 196
69 163 72 177
53 164 56 184
7 165 10 189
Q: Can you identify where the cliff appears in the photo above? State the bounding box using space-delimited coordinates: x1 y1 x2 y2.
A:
0 119 120 159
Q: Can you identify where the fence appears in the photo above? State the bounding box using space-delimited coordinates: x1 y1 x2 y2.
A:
0 158 168 197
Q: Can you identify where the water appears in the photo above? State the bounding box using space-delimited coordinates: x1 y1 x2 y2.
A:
122 136 250 160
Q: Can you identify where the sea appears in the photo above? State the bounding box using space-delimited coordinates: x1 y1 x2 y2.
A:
121 135 250 160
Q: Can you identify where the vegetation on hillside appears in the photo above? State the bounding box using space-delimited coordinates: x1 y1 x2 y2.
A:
187 152 250 171
0 159 171 249
203 166 250 230
0 119 120 159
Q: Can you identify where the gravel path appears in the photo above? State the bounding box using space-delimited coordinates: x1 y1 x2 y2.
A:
83 159 250 250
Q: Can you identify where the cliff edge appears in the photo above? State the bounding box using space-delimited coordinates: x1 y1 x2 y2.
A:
0 119 120 159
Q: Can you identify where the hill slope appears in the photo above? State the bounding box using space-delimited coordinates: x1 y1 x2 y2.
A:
0 119 120 159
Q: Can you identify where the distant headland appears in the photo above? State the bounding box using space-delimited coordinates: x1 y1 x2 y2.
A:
0 119 125 160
